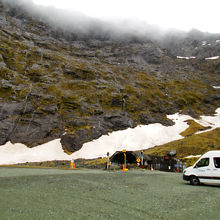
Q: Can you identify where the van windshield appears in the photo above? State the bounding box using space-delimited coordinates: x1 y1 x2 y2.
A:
195 158 209 168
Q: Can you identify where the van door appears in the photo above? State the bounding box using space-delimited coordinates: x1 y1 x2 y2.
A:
193 157 212 184
212 157 220 184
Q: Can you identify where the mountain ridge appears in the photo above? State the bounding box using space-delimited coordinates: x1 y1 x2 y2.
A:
0 0 220 153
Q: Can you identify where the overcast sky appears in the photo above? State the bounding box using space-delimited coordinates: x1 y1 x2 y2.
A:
32 0 220 33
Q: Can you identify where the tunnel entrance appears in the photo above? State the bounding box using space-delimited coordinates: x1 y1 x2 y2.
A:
110 151 137 165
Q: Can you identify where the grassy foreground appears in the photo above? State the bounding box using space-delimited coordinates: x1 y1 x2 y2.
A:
0 168 219 220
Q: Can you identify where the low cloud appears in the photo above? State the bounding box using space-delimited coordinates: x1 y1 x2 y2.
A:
2 0 185 41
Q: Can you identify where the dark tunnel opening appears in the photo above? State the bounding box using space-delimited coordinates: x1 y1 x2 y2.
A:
111 152 137 164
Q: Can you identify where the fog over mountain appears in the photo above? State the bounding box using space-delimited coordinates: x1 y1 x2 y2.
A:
2 0 188 40
3 0 220 45
32 0 220 34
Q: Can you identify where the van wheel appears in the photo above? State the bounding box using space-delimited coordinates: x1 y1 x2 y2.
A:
190 176 200 185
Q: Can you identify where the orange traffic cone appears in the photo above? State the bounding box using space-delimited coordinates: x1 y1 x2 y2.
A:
73 163 76 169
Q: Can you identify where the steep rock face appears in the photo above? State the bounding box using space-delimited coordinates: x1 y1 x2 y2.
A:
158 29 220 59
0 1 220 152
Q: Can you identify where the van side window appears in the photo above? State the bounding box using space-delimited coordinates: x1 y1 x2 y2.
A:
195 158 209 168
214 158 220 168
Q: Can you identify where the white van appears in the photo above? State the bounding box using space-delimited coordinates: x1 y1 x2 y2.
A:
183 151 220 185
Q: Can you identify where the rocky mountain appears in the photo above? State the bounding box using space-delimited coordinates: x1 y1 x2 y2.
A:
0 0 220 153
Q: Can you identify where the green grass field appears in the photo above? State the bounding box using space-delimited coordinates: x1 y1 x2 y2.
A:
0 168 219 220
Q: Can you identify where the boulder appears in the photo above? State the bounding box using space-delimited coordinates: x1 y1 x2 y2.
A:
61 134 83 152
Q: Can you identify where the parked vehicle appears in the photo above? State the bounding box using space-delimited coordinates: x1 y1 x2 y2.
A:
183 151 220 185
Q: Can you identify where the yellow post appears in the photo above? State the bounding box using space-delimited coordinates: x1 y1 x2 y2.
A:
124 152 126 170
122 149 128 171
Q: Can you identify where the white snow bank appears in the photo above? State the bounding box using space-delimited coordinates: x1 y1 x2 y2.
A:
0 139 72 165
195 108 220 134
0 108 219 165
205 56 219 60
202 41 207 46
73 108 220 159
185 155 201 159
72 113 191 159
177 56 196 60
213 86 220 89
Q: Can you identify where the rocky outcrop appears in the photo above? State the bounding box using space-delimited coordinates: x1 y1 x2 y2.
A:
159 29 220 59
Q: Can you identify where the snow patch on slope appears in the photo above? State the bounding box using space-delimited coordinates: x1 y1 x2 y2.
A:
177 56 196 60
185 155 201 159
0 139 72 165
195 108 220 134
72 113 191 159
0 108 219 165
205 56 219 60
213 86 220 89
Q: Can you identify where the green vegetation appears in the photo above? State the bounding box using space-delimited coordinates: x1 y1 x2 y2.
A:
1 25 219 120
84 157 108 166
144 128 220 159
180 120 208 137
